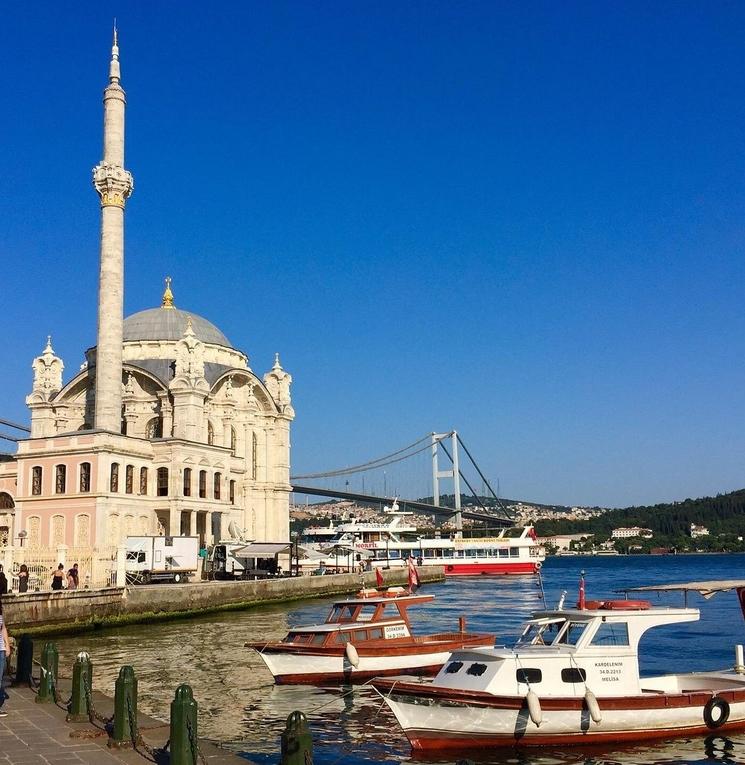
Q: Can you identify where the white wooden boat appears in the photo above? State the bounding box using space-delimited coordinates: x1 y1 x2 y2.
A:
246 588 494 684
373 579 745 752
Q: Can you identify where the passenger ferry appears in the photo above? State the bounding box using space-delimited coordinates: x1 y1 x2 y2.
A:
305 505 544 576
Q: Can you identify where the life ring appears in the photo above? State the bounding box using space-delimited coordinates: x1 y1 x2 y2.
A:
602 600 650 611
535 561 542 570
704 696 730 729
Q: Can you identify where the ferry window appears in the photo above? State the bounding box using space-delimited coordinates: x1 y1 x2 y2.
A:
357 605 376 622
498 548 509 558
477 549 487 557
488 549 499 557
516 668 542 684
442 549 454 558
445 661 463 674
455 550 465 558
389 551 401 559
368 628 383 640
466 663 488 676
555 621 588 646
423 549 437 558
561 668 587 683
509 548 519 558
311 634 326 646
465 549 478 558
591 622 630 647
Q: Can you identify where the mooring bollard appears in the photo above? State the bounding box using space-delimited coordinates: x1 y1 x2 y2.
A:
281 710 313 765
108 665 138 748
68 651 94 722
170 684 199 765
13 634 33 686
35 641 58 704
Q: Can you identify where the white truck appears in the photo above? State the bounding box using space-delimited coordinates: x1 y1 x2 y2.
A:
125 535 200 584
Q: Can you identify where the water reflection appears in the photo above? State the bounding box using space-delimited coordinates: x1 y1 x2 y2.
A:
53 554 745 764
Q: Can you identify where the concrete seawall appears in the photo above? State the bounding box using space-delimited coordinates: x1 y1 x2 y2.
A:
1 566 444 635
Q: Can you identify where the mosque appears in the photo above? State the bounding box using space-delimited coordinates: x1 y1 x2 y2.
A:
0 33 294 572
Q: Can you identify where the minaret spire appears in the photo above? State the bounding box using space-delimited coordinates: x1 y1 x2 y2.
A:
92 28 134 431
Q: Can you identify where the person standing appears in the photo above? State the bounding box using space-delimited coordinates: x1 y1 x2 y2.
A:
67 563 79 590
51 564 64 591
0 567 7 596
17 565 29 594
0 598 10 717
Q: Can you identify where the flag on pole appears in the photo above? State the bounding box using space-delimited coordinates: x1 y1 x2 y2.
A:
375 567 384 588
578 570 586 610
737 587 745 620
528 527 537 541
407 556 421 593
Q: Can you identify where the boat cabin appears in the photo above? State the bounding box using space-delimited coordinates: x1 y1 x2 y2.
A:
435 602 699 698
281 590 434 649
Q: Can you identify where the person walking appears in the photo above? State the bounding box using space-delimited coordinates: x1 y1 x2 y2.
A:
0 599 10 717
51 564 64 591
17 565 29 593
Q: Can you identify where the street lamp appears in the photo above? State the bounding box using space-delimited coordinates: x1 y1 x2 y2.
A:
385 532 390 569
292 531 300 577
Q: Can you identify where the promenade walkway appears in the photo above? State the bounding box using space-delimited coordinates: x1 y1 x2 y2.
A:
0 680 249 765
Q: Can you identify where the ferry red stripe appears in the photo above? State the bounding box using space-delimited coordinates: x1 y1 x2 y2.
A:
443 562 540 576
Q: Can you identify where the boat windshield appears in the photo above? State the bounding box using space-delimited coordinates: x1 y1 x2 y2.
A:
515 618 566 646
327 604 357 623
552 620 588 646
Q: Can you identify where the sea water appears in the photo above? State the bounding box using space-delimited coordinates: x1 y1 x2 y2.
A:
53 553 745 764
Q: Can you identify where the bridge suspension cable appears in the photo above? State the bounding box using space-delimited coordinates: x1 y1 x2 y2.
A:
290 433 442 480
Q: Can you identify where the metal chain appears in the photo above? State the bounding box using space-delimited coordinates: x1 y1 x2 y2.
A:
82 669 113 726
187 716 209 765
126 694 158 762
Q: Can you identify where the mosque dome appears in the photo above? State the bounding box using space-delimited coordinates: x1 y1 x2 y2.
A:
123 306 231 347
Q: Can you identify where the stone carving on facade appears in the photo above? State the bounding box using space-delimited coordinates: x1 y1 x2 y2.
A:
172 318 208 388
263 353 294 417
92 163 134 209
30 337 64 397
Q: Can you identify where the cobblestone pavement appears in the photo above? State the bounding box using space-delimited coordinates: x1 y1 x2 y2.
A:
0 679 249 764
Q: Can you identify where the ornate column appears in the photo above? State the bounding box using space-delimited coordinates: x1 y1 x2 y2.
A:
92 30 134 432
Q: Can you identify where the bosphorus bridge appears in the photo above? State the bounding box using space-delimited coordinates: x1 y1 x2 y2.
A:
291 431 515 530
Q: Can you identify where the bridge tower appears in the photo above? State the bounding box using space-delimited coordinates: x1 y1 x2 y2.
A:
431 431 462 535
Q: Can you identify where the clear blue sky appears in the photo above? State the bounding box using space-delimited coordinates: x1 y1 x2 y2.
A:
2 2 745 508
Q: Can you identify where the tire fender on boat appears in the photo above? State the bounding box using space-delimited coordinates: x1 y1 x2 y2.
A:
703 696 730 729
526 690 542 727
584 688 602 724
345 642 360 668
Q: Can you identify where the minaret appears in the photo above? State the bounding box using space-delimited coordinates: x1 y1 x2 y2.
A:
92 27 134 431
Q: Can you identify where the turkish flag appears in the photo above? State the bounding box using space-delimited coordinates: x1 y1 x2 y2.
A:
528 527 537 541
407 557 421 592
375 567 384 588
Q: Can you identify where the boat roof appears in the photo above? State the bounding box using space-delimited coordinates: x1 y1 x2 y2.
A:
620 579 745 597
291 619 405 633
334 593 434 606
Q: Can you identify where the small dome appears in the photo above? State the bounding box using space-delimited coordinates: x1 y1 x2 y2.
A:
123 307 231 346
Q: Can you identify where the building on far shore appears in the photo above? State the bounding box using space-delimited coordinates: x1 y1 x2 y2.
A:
690 524 710 538
611 527 653 539
0 33 294 585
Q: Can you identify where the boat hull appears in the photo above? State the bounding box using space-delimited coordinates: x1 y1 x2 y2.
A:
442 561 540 576
375 682 745 750
256 648 468 685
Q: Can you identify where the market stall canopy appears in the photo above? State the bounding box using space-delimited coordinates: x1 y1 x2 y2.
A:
233 542 292 557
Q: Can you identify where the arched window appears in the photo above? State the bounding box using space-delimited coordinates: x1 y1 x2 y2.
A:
214 472 221 500
229 480 235 504
139 467 148 495
51 515 65 546
146 417 163 439
32 466 43 496
55 465 66 494
27 516 41 547
183 468 192 497
157 468 169 497
230 427 237 452
110 463 119 492
199 470 207 499
80 462 91 492
0 492 14 510
125 465 134 494
75 514 91 546
207 422 215 446
252 433 258 480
